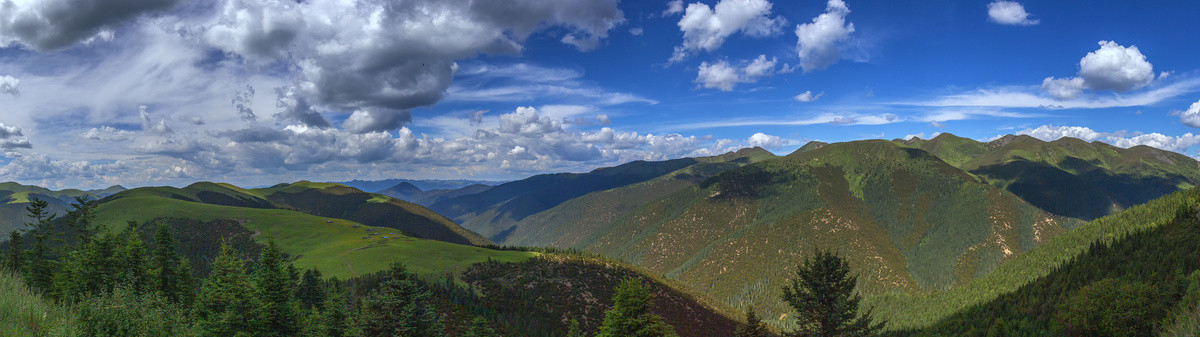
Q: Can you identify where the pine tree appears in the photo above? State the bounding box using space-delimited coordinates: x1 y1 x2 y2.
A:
781 250 884 337
152 222 194 305
65 196 97 243
322 283 352 337
465 316 498 337
361 262 441 337
596 278 679 337
6 231 22 272
253 238 302 337
24 198 57 293
196 242 261 336
297 268 326 310
566 318 586 337
116 221 151 293
736 306 769 337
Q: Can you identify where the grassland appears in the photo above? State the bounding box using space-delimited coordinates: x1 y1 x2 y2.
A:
0 271 77 337
95 193 533 280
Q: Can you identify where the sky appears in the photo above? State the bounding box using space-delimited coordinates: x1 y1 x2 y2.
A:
1 0 1200 190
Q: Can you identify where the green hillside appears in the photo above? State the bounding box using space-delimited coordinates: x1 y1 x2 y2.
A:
538 140 1068 328
94 190 532 279
501 147 777 248
0 182 97 238
431 148 775 241
899 133 1200 219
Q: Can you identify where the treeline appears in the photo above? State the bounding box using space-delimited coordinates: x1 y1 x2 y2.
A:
909 202 1200 336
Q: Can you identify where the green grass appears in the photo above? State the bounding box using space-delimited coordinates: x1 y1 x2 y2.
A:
0 271 77 337
95 195 534 279
365 194 391 203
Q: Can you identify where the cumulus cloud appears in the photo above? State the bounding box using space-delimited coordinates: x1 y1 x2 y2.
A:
0 75 19 95
1041 41 1156 100
231 85 256 123
670 0 784 62
0 0 180 52
747 132 791 148
342 109 412 134
139 105 172 134
1013 125 1200 153
1174 100 1200 128
664 0 685 16
795 0 855 73
0 122 31 154
695 55 778 91
794 90 822 102
987 1 1038 26
83 126 135 141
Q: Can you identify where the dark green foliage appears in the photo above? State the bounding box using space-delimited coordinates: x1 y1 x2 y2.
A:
152 222 194 305
195 242 261 337
1053 278 1166 336
321 285 354 337
25 198 57 293
781 250 883 337
65 196 98 242
361 262 441 337
252 238 302 336
6 230 21 272
298 268 325 310
54 227 153 301
567 319 586 337
596 278 679 337
736 307 769 337
75 286 201 337
465 316 499 337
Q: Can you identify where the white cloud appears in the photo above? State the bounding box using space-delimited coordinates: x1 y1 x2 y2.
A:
342 109 411 134
794 91 823 102
987 1 1038 26
1040 77 1085 100
0 75 19 95
139 105 173 134
664 0 685 16
747 132 791 148
795 0 855 73
919 76 1200 109
1174 99 1200 128
83 126 135 142
1039 41 1155 100
695 55 778 91
447 63 656 106
1013 125 1200 153
0 122 31 154
629 27 643 36
671 0 784 62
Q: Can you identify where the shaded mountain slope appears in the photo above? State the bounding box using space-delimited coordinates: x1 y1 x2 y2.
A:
430 149 777 240
900 133 1200 219
0 182 97 237
500 147 778 248
377 182 493 207
548 140 1067 327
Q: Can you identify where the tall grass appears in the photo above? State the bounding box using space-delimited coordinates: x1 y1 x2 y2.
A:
0 271 77 336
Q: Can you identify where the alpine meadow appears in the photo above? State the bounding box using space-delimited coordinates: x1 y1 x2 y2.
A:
2 0 1200 336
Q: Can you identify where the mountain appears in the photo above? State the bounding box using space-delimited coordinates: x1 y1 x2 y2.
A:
0 182 97 238
85 185 127 198
377 181 423 200
430 147 777 241
499 147 778 248
508 140 1070 327
337 178 502 193
899 133 1200 219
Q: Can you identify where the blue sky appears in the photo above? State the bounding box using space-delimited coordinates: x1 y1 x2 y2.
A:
0 0 1198 189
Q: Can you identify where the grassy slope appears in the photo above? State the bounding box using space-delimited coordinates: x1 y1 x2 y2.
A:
501 147 777 248
870 186 1200 330
252 181 490 245
0 182 98 239
94 190 532 279
0 271 77 336
429 155 725 240
899 133 1200 219
554 140 1066 328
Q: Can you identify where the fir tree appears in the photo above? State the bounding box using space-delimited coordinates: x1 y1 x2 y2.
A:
465 316 499 337
196 242 261 336
781 250 884 337
322 283 352 337
736 306 769 337
152 222 194 305
596 278 679 337
65 196 97 243
6 230 22 272
116 221 151 293
24 198 57 293
361 262 441 337
253 238 302 336
566 318 586 337
297 268 326 310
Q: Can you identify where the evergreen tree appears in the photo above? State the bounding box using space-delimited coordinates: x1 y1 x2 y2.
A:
566 319 586 337
781 250 884 337
6 230 22 272
465 316 499 337
152 222 194 305
322 283 352 337
297 268 326 310
116 221 151 293
196 242 261 337
65 196 97 243
24 198 57 293
595 278 678 337
361 262 441 337
736 306 769 337
253 238 302 337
